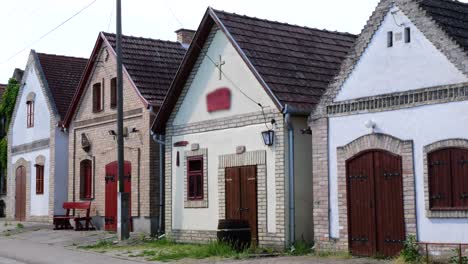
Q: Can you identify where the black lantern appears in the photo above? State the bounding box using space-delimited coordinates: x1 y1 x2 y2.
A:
261 130 275 146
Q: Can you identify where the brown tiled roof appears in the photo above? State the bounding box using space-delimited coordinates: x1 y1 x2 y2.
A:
0 84 6 99
214 9 357 111
102 32 187 106
419 0 468 51
36 53 88 118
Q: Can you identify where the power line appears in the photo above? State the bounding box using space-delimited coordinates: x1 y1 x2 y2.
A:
1 0 98 64
107 0 115 32
162 0 264 109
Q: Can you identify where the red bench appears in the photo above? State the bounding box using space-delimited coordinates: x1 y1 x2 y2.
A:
53 201 95 231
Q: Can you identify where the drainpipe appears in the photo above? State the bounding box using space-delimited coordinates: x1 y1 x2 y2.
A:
284 104 295 245
149 106 166 235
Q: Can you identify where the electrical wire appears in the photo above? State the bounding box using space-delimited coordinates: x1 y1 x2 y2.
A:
107 0 115 32
1 0 98 64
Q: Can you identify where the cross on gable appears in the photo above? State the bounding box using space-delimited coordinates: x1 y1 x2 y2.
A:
215 55 225 80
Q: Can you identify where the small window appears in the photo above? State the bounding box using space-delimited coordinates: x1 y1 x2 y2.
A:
80 159 93 199
187 156 203 200
35 164 44 195
92 83 103 113
428 148 468 210
110 78 117 109
27 101 34 128
404 27 411 43
387 31 393 47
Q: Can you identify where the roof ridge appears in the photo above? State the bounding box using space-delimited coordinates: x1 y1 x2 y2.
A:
101 31 182 45
35 52 88 61
211 8 356 37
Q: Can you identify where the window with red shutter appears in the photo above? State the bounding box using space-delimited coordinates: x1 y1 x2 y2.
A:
110 78 117 109
187 156 203 200
35 164 44 195
80 159 93 199
26 101 34 128
92 83 102 112
428 148 468 210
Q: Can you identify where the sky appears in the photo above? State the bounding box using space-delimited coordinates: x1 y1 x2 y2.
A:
0 0 466 83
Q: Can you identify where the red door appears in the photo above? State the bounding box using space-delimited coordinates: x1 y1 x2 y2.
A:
15 166 26 221
347 150 405 257
105 161 131 231
225 166 258 243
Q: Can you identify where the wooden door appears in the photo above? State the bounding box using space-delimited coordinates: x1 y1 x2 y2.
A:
347 150 405 257
15 166 26 221
374 151 405 257
105 161 131 231
225 166 258 243
347 152 376 256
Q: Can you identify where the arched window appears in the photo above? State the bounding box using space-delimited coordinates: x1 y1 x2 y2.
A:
26 92 35 128
428 148 468 210
80 159 93 199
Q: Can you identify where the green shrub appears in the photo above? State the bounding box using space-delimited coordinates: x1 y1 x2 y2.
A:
399 235 421 263
449 248 468 264
289 240 313 256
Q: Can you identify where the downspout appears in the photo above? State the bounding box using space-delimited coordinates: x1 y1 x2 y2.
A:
149 106 165 235
284 104 295 245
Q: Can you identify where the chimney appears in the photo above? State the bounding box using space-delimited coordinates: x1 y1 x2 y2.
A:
12 68 24 83
175 28 196 48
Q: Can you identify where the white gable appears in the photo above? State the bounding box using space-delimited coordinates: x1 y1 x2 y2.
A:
12 65 52 146
335 6 468 101
172 29 276 126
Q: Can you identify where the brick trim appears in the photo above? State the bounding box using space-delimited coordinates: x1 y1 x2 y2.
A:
327 82 468 117
184 148 208 208
74 108 143 128
11 139 50 155
335 133 416 251
423 139 468 218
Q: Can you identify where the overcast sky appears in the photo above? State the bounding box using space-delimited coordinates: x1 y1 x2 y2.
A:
1 0 466 83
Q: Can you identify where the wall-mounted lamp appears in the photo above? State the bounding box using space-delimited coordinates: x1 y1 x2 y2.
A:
108 130 116 136
261 130 275 146
365 120 377 133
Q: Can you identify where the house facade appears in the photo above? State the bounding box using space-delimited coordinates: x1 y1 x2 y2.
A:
311 0 468 257
62 32 188 233
153 8 355 247
7 51 87 221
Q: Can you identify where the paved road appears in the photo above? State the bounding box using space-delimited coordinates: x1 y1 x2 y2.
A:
0 238 142 264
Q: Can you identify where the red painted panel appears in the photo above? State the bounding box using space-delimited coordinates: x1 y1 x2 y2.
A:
105 161 132 232
207 88 231 112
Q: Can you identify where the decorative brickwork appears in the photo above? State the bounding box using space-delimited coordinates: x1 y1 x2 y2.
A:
327 82 468 117
423 139 468 218
184 148 208 208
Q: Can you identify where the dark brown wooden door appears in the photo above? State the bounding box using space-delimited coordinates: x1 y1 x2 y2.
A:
105 161 131 231
225 166 258 243
347 150 405 257
15 166 26 221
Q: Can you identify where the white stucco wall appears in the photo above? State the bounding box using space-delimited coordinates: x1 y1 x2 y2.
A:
171 124 277 231
328 101 468 243
170 28 282 233
53 127 68 215
173 29 276 125
12 66 51 146
335 7 468 101
11 149 50 216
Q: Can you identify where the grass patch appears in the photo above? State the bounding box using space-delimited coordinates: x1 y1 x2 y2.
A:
313 250 351 259
16 223 24 229
79 239 115 250
288 240 313 256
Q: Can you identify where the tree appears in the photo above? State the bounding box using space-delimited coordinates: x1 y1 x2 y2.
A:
0 78 20 177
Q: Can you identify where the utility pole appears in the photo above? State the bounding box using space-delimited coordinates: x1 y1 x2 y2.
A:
116 0 129 240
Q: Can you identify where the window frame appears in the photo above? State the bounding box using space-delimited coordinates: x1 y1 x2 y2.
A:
110 77 117 109
35 164 44 195
428 147 468 211
26 100 34 128
80 159 93 200
187 156 204 201
92 83 103 113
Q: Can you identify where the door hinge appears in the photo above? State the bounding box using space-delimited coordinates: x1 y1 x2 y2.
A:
351 237 368 242
431 194 444 200
105 175 115 183
383 172 400 179
460 193 468 200
430 160 444 167
349 175 367 180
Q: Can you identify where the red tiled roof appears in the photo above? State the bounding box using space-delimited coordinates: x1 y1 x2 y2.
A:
102 33 187 106
36 53 88 119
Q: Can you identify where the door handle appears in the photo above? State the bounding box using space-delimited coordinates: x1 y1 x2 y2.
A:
239 208 249 212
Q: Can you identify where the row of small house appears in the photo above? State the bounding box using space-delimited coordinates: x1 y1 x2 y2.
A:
3 0 468 257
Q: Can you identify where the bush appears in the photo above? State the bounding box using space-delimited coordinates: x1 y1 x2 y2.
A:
449 248 468 264
289 240 313 256
399 235 421 263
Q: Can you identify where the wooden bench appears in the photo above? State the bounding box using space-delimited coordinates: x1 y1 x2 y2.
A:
53 201 95 231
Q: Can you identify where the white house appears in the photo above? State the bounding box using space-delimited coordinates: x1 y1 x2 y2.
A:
7 50 87 221
311 0 468 257
153 8 356 247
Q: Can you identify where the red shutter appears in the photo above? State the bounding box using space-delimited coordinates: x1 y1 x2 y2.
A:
428 149 452 209
450 149 468 208
110 78 117 108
